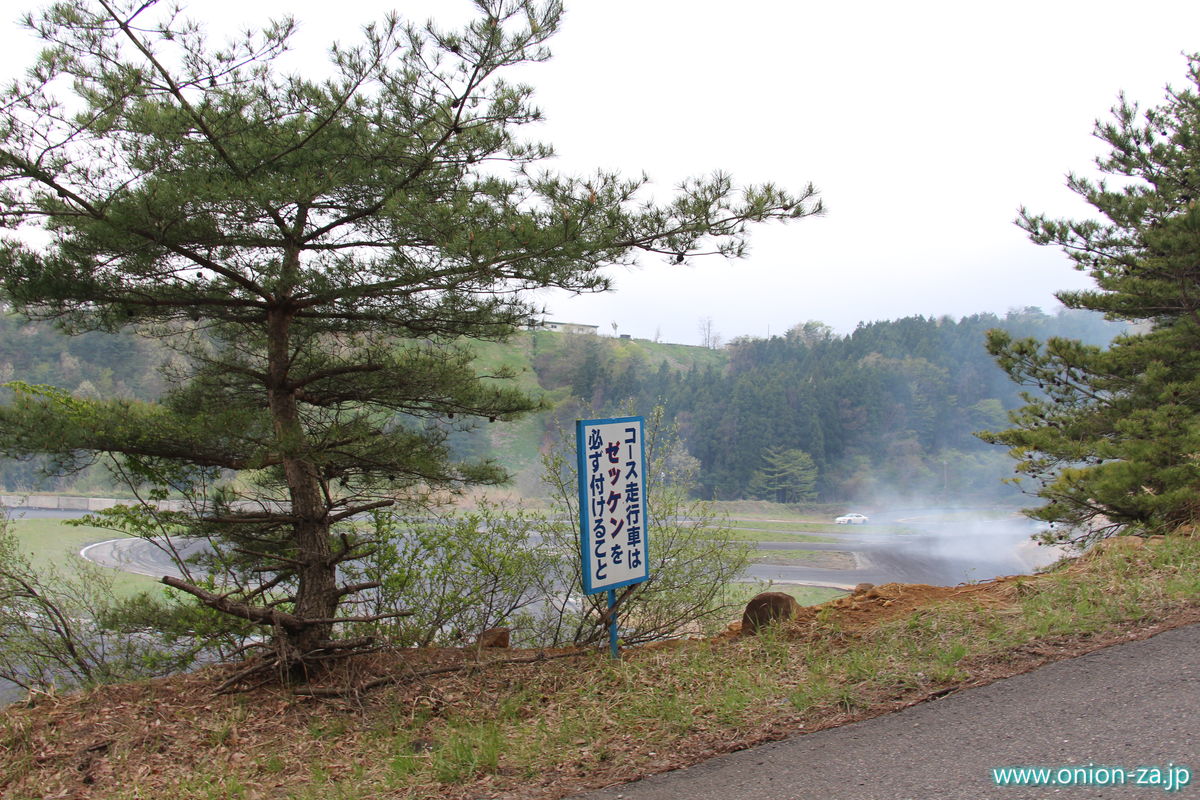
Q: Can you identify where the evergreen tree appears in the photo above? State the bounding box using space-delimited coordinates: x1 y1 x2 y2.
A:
0 0 820 663
747 447 818 503
981 55 1200 540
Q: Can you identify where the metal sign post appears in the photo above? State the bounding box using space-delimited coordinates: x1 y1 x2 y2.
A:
577 416 649 659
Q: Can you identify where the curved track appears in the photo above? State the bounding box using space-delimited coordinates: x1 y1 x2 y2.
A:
78 537 192 580
76 511 1065 590
745 521 1061 588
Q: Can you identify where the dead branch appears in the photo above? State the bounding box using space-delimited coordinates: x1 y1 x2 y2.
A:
225 640 272 659
232 547 306 567
240 571 291 602
202 513 298 525
214 659 271 695
327 500 393 524
597 582 645 627
332 545 378 565
161 575 306 632
312 636 377 651
334 580 382 598
305 611 413 624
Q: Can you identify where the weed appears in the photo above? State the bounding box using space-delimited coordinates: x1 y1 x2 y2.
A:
430 723 504 783
0 716 33 784
936 640 969 667
835 646 881 683
307 716 350 740
388 752 422 783
656 694 697 734
833 685 859 712
496 687 537 722
171 774 249 800
204 705 247 748
713 685 754 723
308 763 331 784
260 754 286 774
789 679 833 713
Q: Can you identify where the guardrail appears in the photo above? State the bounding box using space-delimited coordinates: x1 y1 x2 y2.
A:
1 494 131 511
0 495 285 512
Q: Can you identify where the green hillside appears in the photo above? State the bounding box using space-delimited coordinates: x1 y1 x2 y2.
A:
0 310 1125 504
467 330 727 489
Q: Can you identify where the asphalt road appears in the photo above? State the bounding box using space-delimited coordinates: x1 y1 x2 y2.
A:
5 507 90 520
744 511 1062 588
570 623 1200 800
78 536 193 580
748 528 1060 588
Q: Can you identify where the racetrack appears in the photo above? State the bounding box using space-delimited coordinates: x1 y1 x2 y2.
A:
744 519 1062 589
76 509 1065 590
78 537 193 580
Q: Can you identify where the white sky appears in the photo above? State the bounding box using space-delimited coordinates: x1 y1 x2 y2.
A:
4 0 1200 345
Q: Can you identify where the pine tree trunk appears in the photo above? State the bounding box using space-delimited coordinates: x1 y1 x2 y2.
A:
266 303 337 655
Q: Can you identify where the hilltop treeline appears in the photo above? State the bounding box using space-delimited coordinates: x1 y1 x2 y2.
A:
0 308 1123 502
529 309 1125 503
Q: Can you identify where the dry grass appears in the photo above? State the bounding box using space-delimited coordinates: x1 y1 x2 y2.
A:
3 533 1200 800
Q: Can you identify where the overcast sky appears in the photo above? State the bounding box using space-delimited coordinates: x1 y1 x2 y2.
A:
4 1 1200 345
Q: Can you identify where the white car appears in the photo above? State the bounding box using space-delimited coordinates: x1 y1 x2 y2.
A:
834 513 869 525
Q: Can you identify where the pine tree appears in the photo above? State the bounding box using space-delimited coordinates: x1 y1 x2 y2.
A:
0 0 820 663
747 447 818 504
981 54 1200 541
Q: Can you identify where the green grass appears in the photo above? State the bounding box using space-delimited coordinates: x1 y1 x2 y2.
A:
727 519 838 532
795 522 918 535
750 548 826 561
707 500 846 519
722 529 837 543
7 518 161 597
751 549 856 569
724 582 848 607
726 519 917 536
895 508 1023 523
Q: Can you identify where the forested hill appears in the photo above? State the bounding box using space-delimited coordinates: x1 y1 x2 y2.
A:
520 308 1126 503
0 308 1124 502
0 314 165 401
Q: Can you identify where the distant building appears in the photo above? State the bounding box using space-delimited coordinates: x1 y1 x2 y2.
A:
532 320 600 335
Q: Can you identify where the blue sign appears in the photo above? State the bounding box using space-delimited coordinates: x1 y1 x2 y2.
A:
576 416 650 595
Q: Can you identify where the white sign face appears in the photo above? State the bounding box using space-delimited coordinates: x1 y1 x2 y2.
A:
576 416 649 595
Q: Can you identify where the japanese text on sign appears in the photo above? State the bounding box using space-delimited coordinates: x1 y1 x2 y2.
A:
576 416 649 594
